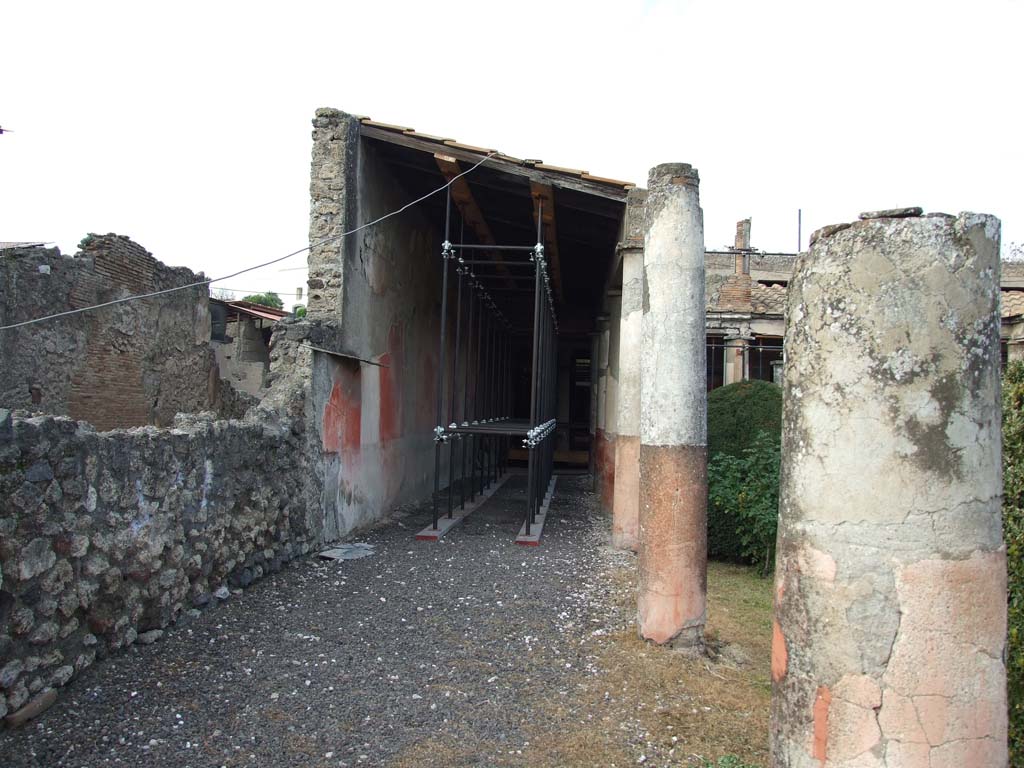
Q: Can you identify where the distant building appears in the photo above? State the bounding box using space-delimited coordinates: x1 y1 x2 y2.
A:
705 219 791 390
209 299 289 396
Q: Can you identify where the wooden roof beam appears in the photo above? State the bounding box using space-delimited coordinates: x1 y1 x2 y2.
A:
434 154 514 286
531 182 564 304
363 125 630 202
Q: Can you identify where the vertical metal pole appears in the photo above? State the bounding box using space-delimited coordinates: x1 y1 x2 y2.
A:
473 290 483 500
526 203 543 532
447 256 463 519
489 313 497 485
432 190 453 530
461 284 474 511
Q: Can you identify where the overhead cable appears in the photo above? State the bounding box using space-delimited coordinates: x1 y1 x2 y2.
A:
0 153 496 331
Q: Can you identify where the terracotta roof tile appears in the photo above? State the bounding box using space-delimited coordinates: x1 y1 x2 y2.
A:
1002 290 1024 318
751 283 787 316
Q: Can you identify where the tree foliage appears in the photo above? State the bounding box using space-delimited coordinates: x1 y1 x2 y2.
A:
1003 360 1024 764
242 292 283 310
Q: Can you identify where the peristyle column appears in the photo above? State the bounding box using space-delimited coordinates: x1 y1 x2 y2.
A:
602 294 621 514
594 315 610 493
612 188 647 550
637 163 707 649
771 209 1007 767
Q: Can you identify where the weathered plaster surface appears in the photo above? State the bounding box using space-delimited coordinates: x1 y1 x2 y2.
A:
638 164 708 649
770 212 1007 767
308 121 451 536
599 295 622 513
640 165 706 448
611 189 646 551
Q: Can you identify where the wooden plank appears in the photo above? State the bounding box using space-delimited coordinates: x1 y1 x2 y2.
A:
435 154 513 285
535 163 588 176
582 172 636 188
415 473 511 542
360 125 629 202
360 118 415 132
515 475 558 546
530 182 565 303
402 130 453 142
443 139 499 154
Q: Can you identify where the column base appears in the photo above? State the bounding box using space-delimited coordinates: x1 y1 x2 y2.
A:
611 434 640 551
637 443 707 646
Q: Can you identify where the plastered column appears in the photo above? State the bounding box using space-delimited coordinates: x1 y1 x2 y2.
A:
594 316 610 494
602 295 621 514
723 334 750 385
589 331 600 486
612 189 647 551
637 163 707 649
770 210 1007 767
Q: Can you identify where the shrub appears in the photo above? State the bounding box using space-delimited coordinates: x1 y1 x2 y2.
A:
1003 361 1024 764
708 430 780 575
707 380 782 460
706 380 783 566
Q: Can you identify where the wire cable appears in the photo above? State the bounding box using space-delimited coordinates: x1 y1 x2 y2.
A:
0 152 496 331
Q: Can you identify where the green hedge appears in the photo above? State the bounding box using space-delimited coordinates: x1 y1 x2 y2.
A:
707 380 782 459
1003 361 1024 764
706 381 783 568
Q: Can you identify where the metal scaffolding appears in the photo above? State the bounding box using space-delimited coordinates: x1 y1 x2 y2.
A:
431 190 558 537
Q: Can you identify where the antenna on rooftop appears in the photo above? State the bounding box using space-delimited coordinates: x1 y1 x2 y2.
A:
798 208 802 252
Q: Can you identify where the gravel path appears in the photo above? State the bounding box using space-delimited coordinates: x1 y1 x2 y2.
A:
2 473 632 767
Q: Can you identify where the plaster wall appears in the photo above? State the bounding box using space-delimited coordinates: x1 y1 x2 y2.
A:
311 135 450 538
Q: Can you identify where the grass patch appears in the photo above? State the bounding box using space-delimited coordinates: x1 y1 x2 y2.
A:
524 560 772 767
392 559 773 767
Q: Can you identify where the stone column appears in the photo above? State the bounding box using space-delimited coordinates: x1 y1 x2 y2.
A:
771 210 1006 767
637 163 707 649
594 315 610 493
612 189 647 551
602 295 622 515
723 334 750 385
588 330 600 487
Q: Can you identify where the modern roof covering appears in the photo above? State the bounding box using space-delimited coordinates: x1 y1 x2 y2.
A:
358 117 635 198
0 241 48 251
358 114 630 333
211 298 289 323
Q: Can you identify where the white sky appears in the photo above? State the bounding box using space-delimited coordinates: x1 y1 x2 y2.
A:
3 0 1021 307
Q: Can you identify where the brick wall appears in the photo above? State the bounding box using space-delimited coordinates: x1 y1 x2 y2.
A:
0 235 216 430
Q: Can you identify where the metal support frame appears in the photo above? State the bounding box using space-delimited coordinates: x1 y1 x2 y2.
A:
431 190 559 538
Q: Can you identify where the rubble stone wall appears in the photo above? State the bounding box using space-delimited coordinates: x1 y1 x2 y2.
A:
0 406 320 721
0 235 215 430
